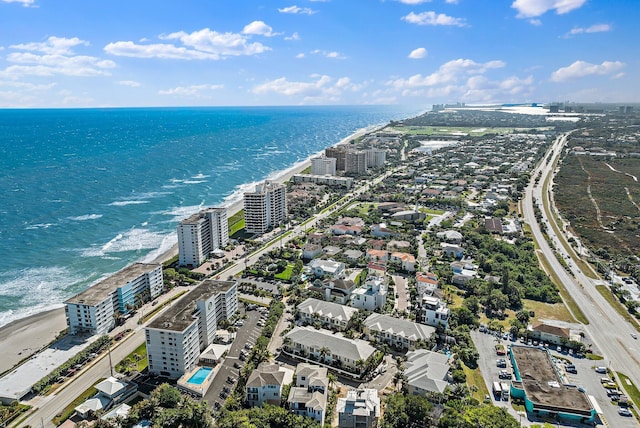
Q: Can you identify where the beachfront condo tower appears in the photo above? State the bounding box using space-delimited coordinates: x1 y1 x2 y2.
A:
145 280 238 378
311 155 337 176
243 181 287 234
177 207 229 267
64 263 163 335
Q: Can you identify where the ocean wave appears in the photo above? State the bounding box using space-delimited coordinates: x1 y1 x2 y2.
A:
160 203 206 222
25 223 55 230
191 173 210 179
69 214 103 221
81 228 168 257
141 233 178 263
108 200 150 206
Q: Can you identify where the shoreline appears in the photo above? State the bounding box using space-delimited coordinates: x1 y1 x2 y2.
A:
0 123 383 374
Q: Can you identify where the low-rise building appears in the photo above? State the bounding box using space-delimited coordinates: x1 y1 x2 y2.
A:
65 263 163 336
337 388 380 428
308 259 345 278
389 252 416 272
288 363 329 425
246 362 293 407
296 298 357 331
350 278 387 311
421 296 450 329
416 272 438 296
528 322 571 346
363 313 435 351
283 327 377 376
404 349 450 395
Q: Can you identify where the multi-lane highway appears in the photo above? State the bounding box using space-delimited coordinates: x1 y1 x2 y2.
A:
522 132 640 397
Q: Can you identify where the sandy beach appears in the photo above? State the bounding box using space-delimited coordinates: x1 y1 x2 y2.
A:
0 124 379 376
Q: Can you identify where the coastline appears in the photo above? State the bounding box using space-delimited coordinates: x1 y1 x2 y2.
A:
0 124 381 375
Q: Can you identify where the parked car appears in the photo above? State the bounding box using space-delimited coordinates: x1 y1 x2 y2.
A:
496 359 507 368
226 376 236 384
499 370 511 379
566 364 577 374
618 407 632 417
595 367 607 374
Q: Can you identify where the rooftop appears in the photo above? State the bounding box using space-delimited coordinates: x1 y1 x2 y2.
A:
147 280 236 332
297 298 358 323
285 326 377 362
246 362 288 388
180 207 226 225
364 313 435 342
405 349 450 394
511 345 592 416
65 263 161 306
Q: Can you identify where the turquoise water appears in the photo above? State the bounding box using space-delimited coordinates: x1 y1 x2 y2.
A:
187 366 213 385
0 105 424 326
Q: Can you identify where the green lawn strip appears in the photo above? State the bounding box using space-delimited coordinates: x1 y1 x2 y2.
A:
141 290 189 323
523 299 576 324
541 154 596 278
461 363 489 402
418 208 445 215
533 247 589 325
586 353 604 360
595 285 640 331
274 264 293 281
238 297 269 307
229 219 245 236
116 342 148 374
52 378 105 426
616 372 640 419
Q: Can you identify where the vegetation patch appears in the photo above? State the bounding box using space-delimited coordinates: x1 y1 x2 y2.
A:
595 285 640 330
523 299 576 324
116 342 148 374
461 363 489 401
617 372 640 414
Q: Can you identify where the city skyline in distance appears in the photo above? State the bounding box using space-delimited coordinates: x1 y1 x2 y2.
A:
0 0 638 108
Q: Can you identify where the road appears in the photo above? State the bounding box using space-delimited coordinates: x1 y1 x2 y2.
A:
522 132 640 403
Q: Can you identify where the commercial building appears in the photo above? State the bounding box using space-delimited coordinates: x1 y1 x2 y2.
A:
244 181 287 234
311 155 337 176
65 263 163 336
337 388 380 428
509 345 595 423
177 207 229 267
145 280 238 379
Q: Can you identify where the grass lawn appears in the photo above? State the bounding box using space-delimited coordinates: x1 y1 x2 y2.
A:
595 285 640 331
418 207 445 215
462 363 489 401
443 285 465 308
116 342 148 374
523 299 576 324
229 219 245 236
53 378 105 425
275 264 294 281
616 372 640 414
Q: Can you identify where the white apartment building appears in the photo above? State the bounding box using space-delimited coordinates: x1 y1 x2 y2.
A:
288 363 329 425
291 174 353 189
145 280 238 378
244 181 287 234
65 263 163 335
246 362 292 407
365 148 386 168
177 207 229 267
311 155 337 176
350 278 387 312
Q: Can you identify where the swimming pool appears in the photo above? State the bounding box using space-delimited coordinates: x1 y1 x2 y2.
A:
187 367 213 385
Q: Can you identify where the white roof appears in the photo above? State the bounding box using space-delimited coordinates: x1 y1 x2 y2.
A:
285 327 376 362
364 313 435 342
297 298 357 323
405 349 450 394
95 376 126 397
75 395 110 415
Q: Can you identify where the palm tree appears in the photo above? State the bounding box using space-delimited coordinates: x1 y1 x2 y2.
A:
319 346 331 363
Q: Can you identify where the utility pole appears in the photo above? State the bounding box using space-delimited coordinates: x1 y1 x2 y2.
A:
107 339 114 377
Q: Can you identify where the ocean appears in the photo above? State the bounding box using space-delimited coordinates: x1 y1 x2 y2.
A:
0 105 423 327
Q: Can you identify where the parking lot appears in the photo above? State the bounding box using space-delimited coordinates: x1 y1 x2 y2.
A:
471 330 639 427
203 302 266 410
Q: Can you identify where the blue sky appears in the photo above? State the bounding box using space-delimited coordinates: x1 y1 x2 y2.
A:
0 0 638 107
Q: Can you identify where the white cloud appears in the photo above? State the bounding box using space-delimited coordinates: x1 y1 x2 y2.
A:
159 84 224 96
285 32 301 41
278 5 317 15
296 53 305 59
311 49 347 59
395 0 432 4
105 27 271 60
10 36 89 55
402 11 467 27
529 19 542 26
408 47 428 59
550 60 625 82
565 23 611 37
1 38 115 79
252 75 366 103
1 0 35 7
445 0 459 3
117 80 141 87
387 58 505 90
512 0 586 18
242 21 277 37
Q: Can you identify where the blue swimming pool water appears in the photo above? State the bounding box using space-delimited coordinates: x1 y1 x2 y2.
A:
187 367 213 385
